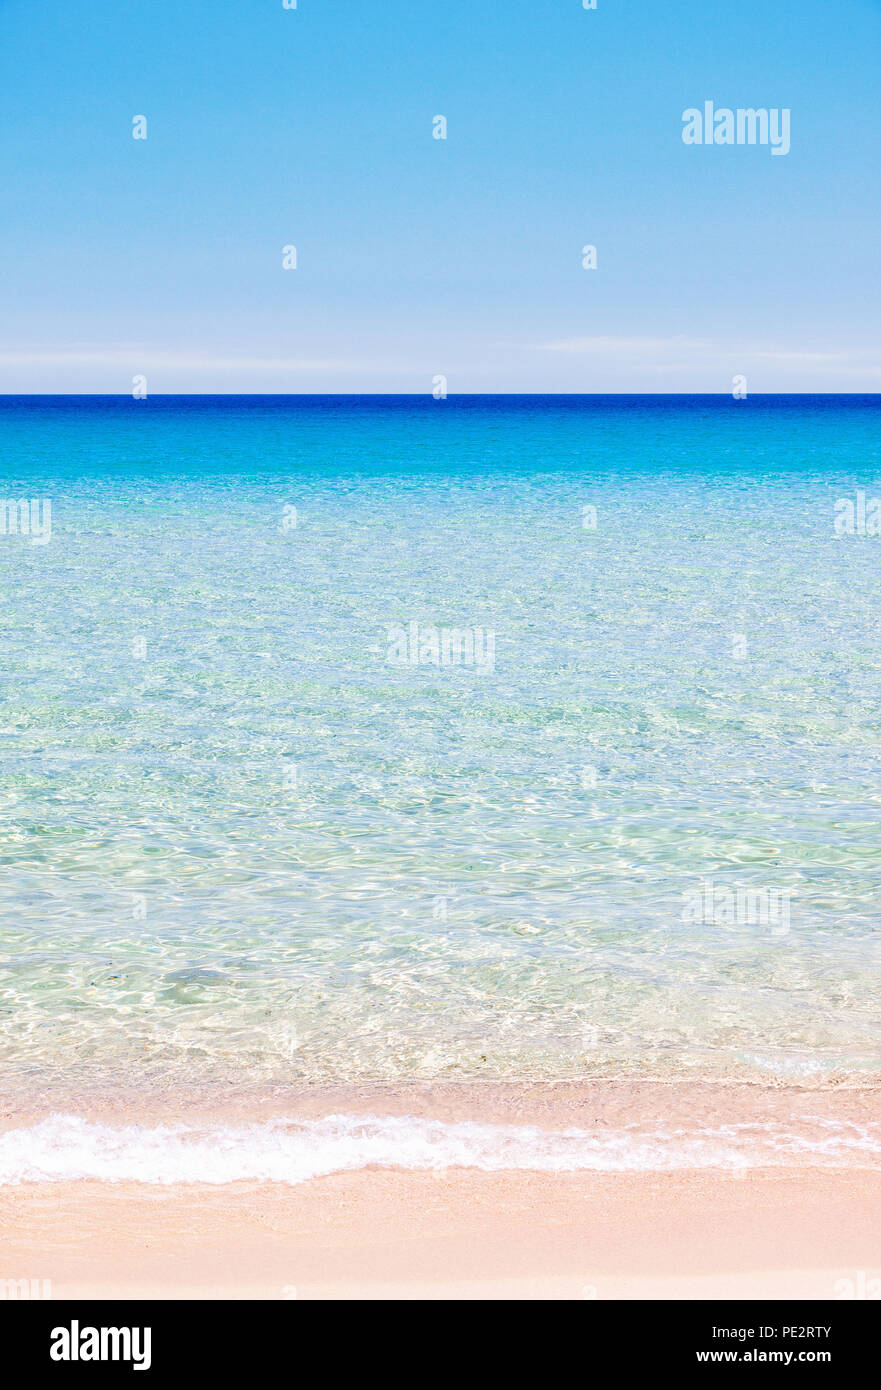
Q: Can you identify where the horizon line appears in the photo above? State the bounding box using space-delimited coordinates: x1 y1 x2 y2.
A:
2 391 881 400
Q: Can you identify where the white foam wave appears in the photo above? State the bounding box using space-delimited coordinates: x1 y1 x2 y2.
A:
1 1112 880 1185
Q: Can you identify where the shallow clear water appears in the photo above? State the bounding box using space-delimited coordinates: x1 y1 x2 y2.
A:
2 395 881 1091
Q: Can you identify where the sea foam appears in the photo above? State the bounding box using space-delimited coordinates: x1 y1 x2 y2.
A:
2 1112 881 1185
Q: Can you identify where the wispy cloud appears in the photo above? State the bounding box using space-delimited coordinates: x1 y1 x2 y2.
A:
537 336 708 354
749 349 847 364
0 345 347 372
535 337 872 369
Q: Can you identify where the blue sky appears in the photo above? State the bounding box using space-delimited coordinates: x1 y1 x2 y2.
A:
0 0 879 392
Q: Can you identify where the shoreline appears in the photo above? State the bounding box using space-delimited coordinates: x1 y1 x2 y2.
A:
2 1079 880 1297
5 1074 881 1125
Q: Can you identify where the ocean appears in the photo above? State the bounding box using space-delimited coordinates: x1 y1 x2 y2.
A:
2 394 881 1177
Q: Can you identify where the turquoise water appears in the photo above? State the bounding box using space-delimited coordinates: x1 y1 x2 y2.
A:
2 395 881 1092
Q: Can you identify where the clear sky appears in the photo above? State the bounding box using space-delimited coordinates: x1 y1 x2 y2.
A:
0 0 879 393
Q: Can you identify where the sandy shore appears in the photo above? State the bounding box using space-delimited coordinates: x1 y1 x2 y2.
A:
3 1080 881 1298
3 1167 881 1299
